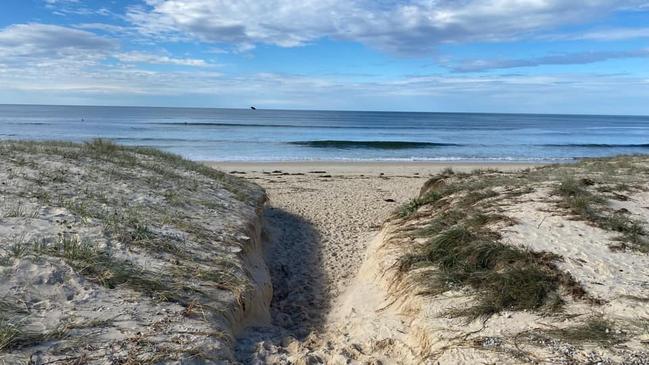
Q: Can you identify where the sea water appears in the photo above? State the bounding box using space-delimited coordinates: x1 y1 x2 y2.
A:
1 104 648 162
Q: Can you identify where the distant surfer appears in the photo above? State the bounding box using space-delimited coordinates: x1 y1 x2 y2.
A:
250 106 257 110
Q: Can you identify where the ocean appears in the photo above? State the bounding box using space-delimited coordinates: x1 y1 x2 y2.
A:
1 104 648 162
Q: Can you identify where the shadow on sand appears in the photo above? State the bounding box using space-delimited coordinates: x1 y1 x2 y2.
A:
234 206 328 362
262 206 328 338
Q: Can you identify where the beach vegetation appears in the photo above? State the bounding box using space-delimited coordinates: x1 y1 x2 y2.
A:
395 218 576 319
0 141 261 326
554 176 649 252
398 190 443 217
392 167 606 320
543 317 626 347
441 167 455 175
35 235 182 302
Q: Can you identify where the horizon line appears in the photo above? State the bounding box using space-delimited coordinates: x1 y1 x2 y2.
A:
0 102 647 118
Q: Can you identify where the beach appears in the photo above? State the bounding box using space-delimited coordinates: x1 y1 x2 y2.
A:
208 160 544 176
211 159 649 363
2 142 649 363
209 161 542 363
3 0 649 362
207 160 542 302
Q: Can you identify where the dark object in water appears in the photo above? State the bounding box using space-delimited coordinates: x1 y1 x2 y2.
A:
309 170 327 174
250 106 257 110
384 198 396 203
320 175 332 178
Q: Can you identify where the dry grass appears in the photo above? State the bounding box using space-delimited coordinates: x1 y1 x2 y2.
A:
543 317 626 347
0 140 265 361
389 160 649 319
554 176 649 252
395 215 578 319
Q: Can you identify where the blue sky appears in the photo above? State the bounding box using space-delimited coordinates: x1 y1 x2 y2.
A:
0 0 648 114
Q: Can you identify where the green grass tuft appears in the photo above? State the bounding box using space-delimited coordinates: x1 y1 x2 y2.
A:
398 191 443 217
398 223 566 319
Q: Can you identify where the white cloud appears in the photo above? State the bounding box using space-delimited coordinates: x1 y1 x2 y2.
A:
2 54 649 114
448 49 649 72
576 27 649 41
127 0 649 54
43 0 80 4
74 23 132 35
115 51 209 66
43 0 113 17
0 23 116 65
0 23 212 67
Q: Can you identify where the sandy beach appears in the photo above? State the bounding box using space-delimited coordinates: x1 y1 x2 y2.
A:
207 161 545 176
207 161 542 302
207 161 541 363
3 1 649 363
210 159 649 364
3 146 649 364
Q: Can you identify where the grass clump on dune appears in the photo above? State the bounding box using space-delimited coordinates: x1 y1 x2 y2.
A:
393 170 591 320
34 236 181 301
543 317 626 347
398 191 444 217
0 299 69 352
397 219 578 319
0 299 27 351
397 170 507 218
554 176 649 252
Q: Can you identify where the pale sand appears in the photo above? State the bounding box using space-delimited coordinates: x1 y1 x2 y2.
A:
207 160 544 176
207 161 539 304
208 162 538 363
375 158 649 364
218 159 649 364
0 142 268 364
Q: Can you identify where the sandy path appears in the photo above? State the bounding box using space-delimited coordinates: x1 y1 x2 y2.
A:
231 170 422 363
216 164 536 364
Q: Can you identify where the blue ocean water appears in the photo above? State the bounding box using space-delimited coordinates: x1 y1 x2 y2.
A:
0 104 648 162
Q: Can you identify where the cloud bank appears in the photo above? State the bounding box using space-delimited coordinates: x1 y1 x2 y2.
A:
128 0 649 54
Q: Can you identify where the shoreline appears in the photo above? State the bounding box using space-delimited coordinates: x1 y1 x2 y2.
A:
204 160 547 175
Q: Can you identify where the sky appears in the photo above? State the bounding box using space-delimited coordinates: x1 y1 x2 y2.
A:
0 0 649 114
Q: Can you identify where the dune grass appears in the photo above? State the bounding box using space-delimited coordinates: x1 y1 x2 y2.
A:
32 236 183 302
398 190 444 217
0 140 260 306
0 299 27 351
0 139 254 201
396 215 580 319
554 176 649 252
392 168 604 319
0 140 265 361
393 156 649 322
543 317 626 347
397 170 509 218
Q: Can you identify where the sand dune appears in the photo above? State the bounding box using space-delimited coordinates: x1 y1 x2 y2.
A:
223 158 649 364
3 149 649 364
